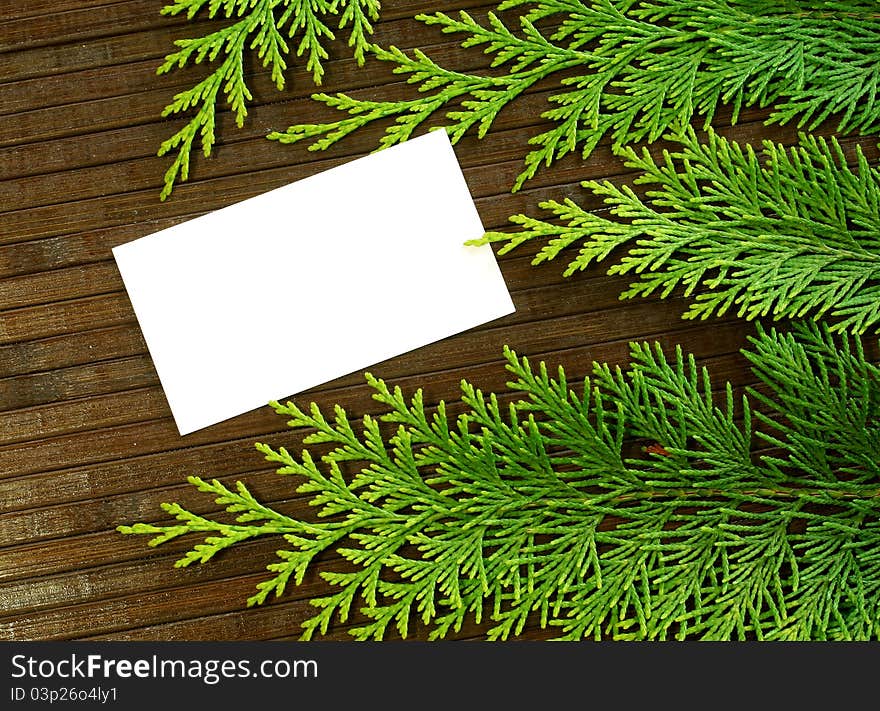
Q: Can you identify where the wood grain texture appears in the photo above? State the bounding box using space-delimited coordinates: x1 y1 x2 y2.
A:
0 0 870 642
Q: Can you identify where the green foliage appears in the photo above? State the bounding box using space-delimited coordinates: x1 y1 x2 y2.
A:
478 128 880 334
157 0 381 200
269 0 880 191
119 322 880 640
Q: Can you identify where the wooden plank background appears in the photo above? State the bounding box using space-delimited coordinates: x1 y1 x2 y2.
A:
0 1 871 641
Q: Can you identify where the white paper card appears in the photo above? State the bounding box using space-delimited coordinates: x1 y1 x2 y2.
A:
113 130 515 435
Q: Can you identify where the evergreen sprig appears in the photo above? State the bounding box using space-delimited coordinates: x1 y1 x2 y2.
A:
268 0 880 191
478 128 880 334
157 0 381 199
119 322 880 640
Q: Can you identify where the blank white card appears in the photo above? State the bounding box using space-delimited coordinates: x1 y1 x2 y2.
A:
113 130 515 435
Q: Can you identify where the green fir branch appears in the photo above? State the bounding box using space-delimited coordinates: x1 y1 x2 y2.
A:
268 0 880 191
120 322 880 640
156 0 381 200
478 128 880 334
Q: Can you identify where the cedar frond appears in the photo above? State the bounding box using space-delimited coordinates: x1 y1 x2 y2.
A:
269 0 880 191
156 0 381 199
119 322 880 640
479 128 880 333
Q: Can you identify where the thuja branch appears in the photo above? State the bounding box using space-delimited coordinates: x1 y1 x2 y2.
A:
156 0 381 200
269 0 880 191
479 128 880 334
120 322 880 640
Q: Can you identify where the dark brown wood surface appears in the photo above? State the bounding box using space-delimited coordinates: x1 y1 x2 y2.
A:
0 1 867 641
